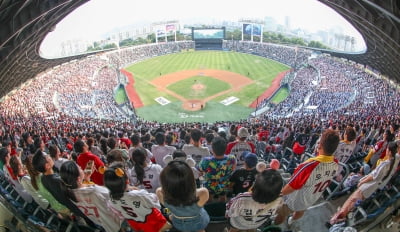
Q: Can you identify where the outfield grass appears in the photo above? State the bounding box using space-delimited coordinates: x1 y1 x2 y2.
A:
270 86 289 104
167 76 231 99
114 87 128 104
126 51 290 106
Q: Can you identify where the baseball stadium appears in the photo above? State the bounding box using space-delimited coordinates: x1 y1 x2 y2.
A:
0 1 400 232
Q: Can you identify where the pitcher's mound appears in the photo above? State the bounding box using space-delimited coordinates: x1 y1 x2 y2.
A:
192 83 205 91
182 99 205 111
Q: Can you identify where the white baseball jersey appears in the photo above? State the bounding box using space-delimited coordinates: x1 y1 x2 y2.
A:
182 144 210 164
226 141 255 167
129 163 162 193
109 189 161 222
226 192 282 230
333 141 356 164
284 157 338 211
72 185 122 232
151 145 176 168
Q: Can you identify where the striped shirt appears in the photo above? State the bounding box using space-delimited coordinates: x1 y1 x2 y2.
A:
284 156 338 211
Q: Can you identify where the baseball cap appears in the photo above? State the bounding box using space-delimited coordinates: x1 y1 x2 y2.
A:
238 127 249 138
243 151 258 168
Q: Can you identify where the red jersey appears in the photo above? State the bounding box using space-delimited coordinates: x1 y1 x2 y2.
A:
77 152 105 185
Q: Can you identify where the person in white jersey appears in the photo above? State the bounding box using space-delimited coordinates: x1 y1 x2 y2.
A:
274 129 340 226
104 162 171 232
182 128 210 165
59 161 122 232
225 127 255 168
226 168 283 231
151 132 176 168
333 126 357 180
129 147 162 193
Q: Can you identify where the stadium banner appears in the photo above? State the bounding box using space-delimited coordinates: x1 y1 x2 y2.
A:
156 29 166 38
253 24 262 36
243 24 252 35
166 24 175 35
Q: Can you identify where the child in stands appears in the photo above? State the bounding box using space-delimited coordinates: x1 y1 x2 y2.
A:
226 167 283 232
157 160 210 232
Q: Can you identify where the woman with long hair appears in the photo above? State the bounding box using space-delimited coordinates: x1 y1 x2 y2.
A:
20 154 50 209
156 160 210 232
104 162 171 232
129 147 162 193
59 161 121 232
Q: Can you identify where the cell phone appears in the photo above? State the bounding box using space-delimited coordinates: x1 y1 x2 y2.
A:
85 160 94 174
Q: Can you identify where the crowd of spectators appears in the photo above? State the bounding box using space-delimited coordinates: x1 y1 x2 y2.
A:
0 41 399 231
107 41 194 68
223 40 311 68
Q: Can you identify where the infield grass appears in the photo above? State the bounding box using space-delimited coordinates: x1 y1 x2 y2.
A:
167 76 231 99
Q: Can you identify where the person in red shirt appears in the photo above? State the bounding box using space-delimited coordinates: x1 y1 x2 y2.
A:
258 126 270 142
74 140 105 185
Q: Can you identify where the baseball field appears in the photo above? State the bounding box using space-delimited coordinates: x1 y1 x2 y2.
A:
124 51 290 123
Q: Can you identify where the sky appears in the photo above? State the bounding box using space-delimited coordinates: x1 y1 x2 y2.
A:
40 0 365 57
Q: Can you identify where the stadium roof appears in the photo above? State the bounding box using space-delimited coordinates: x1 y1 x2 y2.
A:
0 0 399 98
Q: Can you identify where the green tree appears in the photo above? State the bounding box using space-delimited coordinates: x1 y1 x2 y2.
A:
308 40 330 49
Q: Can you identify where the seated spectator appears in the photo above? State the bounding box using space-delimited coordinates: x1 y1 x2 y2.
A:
182 128 210 165
20 154 50 209
364 129 394 168
74 140 105 185
156 160 210 232
151 132 176 168
60 161 122 232
32 150 92 223
226 169 283 232
225 127 255 167
199 137 236 202
9 155 33 203
229 151 258 196
129 147 162 193
275 129 340 226
329 141 400 225
163 150 199 180
48 144 68 173
104 162 171 232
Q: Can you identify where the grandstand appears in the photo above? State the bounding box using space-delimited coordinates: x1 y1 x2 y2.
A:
0 1 400 232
